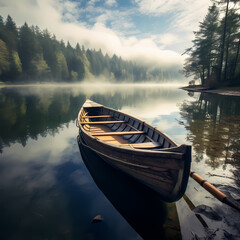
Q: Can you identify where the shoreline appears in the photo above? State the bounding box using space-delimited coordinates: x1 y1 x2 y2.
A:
181 86 240 97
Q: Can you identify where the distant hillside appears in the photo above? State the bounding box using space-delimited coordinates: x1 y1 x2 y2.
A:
0 15 182 83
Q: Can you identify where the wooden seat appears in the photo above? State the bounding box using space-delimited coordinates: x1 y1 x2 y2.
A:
81 121 124 125
91 131 144 136
82 115 113 119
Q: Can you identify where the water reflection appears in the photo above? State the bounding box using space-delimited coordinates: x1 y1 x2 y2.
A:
0 84 188 240
1 84 240 239
179 92 240 168
0 85 187 152
0 122 140 240
78 135 181 240
178 92 240 239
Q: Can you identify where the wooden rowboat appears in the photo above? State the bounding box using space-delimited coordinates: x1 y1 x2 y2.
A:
77 99 191 202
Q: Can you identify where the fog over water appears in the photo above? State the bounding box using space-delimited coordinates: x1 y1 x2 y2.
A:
0 83 239 239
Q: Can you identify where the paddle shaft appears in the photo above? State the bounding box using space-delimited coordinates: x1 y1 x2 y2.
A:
190 170 240 212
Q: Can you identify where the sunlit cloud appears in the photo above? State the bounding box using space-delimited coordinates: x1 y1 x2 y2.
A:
151 33 179 48
105 0 117 7
135 0 210 31
0 0 211 68
135 0 211 50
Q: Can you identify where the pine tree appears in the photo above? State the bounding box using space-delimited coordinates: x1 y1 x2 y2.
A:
5 15 18 50
182 4 220 86
182 0 240 87
18 23 39 76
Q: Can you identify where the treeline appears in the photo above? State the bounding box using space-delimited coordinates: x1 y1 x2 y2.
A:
0 15 179 83
182 0 240 87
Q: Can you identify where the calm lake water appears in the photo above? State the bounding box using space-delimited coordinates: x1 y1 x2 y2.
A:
0 84 240 240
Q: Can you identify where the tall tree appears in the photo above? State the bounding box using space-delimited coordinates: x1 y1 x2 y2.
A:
18 23 39 76
182 0 240 87
222 8 240 83
5 15 18 50
182 4 220 86
218 0 230 83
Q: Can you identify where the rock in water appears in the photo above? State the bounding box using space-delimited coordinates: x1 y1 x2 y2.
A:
193 205 222 221
92 214 103 223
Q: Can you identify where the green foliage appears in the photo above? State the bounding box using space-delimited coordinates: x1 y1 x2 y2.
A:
0 14 181 83
18 23 39 75
0 39 11 77
31 54 50 78
182 1 240 87
55 51 69 80
12 51 22 73
70 71 78 80
4 15 18 50
81 52 94 79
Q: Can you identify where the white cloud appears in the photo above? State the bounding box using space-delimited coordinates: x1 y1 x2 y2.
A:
88 0 101 7
136 0 211 47
136 0 180 14
152 33 179 47
0 0 184 68
105 0 117 7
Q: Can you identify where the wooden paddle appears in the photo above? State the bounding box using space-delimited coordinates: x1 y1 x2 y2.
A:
190 170 240 212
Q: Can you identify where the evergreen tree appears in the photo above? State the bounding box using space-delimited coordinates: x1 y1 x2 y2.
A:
221 8 240 84
0 16 6 42
5 15 18 50
18 23 39 76
182 1 240 87
182 4 220 86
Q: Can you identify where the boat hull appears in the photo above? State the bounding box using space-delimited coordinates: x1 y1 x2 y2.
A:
78 130 191 202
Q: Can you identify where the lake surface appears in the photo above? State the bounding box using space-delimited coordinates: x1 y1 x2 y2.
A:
0 84 240 239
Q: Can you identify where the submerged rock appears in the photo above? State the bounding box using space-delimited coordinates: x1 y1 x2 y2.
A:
92 214 103 223
193 205 222 221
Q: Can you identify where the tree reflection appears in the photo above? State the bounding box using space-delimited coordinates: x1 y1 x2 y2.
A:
0 85 186 152
179 93 240 168
0 88 86 152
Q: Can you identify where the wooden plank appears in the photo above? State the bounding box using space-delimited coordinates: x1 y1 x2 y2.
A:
88 125 128 144
82 115 112 119
107 160 173 192
92 131 144 136
81 121 124 125
129 141 161 149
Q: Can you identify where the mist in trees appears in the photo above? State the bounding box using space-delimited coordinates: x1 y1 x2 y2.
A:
0 15 180 83
182 0 240 88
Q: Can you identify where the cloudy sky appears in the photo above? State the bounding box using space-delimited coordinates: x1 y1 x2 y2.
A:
0 0 211 67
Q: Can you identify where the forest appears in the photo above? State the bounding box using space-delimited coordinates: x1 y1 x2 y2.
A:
0 15 180 83
182 0 240 88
